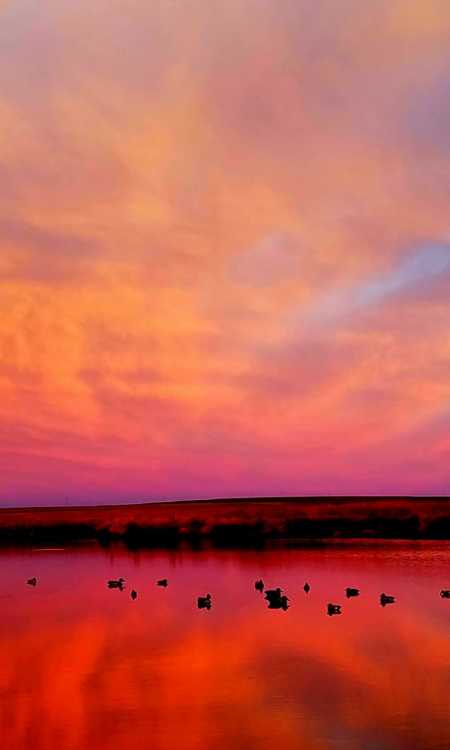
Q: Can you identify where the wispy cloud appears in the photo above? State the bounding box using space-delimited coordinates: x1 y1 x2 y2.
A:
303 245 450 324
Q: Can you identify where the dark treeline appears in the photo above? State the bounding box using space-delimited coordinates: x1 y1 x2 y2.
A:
1 513 450 548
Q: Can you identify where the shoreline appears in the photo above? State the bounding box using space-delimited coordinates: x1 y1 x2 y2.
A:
0 497 449 545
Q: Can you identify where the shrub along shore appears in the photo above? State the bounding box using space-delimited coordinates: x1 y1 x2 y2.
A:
0 497 449 546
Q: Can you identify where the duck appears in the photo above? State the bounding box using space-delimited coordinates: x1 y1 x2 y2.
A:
327 603 342 616
345 587 360 598
131 590 137 600
264 587 283 601
107 577 125 590
303 582 310 593
440 589 450 599
265 587 289 610
268 594 289 610
380 593 395 606
157 579 168 587
27 577 37 587
197 593 212 609
255 579 264 592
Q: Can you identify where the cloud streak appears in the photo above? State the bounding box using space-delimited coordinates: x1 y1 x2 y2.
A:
303 245 450 323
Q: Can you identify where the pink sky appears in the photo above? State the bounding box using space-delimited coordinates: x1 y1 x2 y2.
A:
1 0 449 504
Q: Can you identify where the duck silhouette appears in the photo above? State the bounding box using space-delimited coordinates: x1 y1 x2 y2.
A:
157 579 168 587
303 582 310 593
131 590 137 600
327 603 342 616
107 577 125 590
197 593 212 610
264 587 282 601
265 588 289 610
440 589 450 599
27 577 37 587
268 594 289 610
255 579 264 592
380 593 395 606
345 587 360 598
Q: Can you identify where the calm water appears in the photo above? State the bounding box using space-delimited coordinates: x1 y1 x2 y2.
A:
0 542 449 750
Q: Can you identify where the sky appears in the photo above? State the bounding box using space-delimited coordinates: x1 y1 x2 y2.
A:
1 0 449 505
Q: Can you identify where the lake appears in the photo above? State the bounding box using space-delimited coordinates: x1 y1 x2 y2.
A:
0 542 449 749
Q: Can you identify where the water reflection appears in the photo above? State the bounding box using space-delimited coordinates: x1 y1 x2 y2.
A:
0 543 449 749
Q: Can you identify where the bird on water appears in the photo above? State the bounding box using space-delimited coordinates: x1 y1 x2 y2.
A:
27 577 37 586
255 579 264 592
265 588 289 610
131 590 137 600
198 593 212 609
157 579 168 587
380 593 395 606
107 577 125 590
268 594 289 610
304 582 310 593
264 587 282 601
327 603 342 616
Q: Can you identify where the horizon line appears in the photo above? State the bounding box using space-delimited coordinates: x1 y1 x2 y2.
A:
1 494 449 512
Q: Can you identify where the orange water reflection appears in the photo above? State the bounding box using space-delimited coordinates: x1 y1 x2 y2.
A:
0 544 449 749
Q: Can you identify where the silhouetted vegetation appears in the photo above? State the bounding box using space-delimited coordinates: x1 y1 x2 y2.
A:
425 516 450 539
0 498 448 548
123 522 181 549
283 514 421 539
209 522 267 547
0 522 97 545
185 518 206 546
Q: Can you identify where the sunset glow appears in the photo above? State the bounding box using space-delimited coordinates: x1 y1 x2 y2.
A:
1 0 450 503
